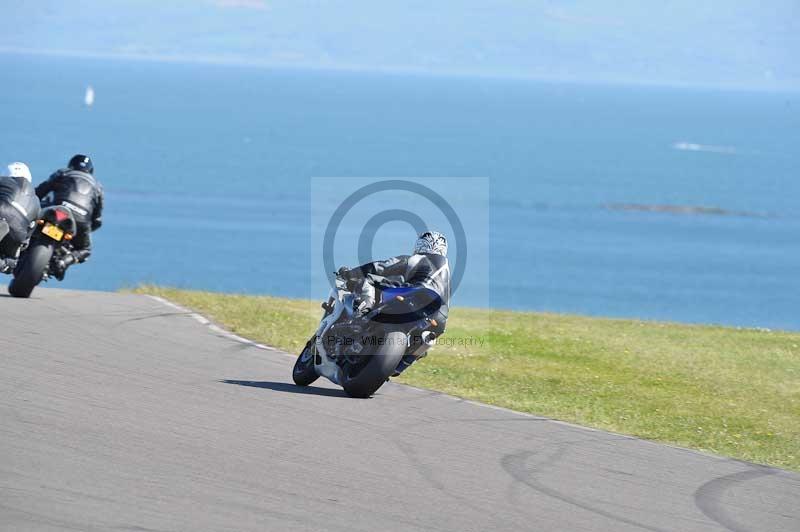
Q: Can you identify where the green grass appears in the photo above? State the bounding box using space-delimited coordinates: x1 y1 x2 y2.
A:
132 285 800 471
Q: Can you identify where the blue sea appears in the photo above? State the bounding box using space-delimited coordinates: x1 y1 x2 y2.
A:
2 53 798 330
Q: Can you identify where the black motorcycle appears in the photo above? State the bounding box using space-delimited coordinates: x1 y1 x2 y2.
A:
8 205 77 298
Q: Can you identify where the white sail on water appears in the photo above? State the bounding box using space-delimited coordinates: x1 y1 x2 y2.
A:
84 85 95 107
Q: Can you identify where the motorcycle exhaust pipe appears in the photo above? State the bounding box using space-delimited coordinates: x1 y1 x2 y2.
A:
409 330 437 359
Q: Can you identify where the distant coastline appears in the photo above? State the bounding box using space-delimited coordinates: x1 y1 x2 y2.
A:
1 46 797 93
606 203 770 218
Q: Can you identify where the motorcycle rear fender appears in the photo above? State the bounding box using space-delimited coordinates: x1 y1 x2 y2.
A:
39 206 77 235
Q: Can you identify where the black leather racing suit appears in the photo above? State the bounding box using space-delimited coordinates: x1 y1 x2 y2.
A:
342 252 451 375
35 169 104 265
0 175 41 266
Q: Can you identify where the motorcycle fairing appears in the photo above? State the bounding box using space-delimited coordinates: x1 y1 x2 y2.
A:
314 284 358 385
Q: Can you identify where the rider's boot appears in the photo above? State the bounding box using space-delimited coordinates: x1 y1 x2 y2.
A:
53 254 75 281
391 331 435 377
54 248 90 281
391 353 419 377
0 257 16 274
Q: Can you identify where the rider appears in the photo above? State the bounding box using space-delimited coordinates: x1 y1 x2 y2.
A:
35 154 104 280
0 163 41 274
338 230 451 376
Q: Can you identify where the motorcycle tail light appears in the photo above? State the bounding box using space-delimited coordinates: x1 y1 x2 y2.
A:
36 219 44 225
64 233 73 241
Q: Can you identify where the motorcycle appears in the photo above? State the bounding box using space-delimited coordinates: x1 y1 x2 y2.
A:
292 273 442 398
8 205 77 298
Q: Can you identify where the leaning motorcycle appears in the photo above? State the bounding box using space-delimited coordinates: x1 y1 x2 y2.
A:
8 205 77 298
293 273 442 398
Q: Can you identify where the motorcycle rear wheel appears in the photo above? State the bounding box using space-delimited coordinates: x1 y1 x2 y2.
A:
8 243 52 298
342 331 406 398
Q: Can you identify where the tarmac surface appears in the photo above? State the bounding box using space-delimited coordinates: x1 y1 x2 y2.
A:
1 288 798 531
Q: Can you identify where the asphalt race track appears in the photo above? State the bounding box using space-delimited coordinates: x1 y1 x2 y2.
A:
1 289 798 531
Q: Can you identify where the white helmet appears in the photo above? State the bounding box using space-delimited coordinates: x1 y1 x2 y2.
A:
413 231 448 257
7 162 32 183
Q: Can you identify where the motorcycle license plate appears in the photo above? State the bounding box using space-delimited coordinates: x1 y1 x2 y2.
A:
42 223 64 241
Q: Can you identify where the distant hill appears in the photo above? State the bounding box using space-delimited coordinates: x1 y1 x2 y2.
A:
3 0 798 90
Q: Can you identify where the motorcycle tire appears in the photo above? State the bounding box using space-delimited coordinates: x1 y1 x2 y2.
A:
292 337 319 386
8 243 53 298
342 331 406 398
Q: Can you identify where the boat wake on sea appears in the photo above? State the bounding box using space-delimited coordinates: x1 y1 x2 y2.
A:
672 141 736 154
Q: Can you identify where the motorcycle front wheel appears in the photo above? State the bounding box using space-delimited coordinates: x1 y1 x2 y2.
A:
292 337 319 386
8 243 53 298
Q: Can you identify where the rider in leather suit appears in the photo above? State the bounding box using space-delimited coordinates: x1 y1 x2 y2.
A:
339 231 450 376
0 163 41 274
35 155 104 280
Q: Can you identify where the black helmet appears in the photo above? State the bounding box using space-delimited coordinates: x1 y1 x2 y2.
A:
68 154 93 174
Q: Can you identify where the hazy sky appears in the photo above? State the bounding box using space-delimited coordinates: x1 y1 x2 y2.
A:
2 0 798 89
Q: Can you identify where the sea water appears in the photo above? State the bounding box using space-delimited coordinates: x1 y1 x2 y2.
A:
1 54 798 329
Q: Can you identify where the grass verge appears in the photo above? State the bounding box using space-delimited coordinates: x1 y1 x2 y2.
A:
132 285 800 471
